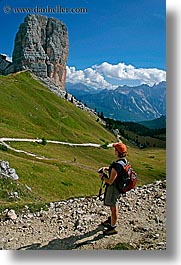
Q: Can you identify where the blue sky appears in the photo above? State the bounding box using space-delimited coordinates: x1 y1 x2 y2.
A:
0 0 166 87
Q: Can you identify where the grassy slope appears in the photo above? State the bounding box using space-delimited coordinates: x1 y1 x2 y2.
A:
0 72 166 210
0 72 114 142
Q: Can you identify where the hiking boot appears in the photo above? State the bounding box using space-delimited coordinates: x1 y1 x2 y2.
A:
103 225 118 236
101 216 111 227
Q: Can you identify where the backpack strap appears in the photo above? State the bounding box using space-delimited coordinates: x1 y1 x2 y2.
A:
113 159 127 192
109 159 127 179
113 159 127 180
116 159 132 178
116 159 127 168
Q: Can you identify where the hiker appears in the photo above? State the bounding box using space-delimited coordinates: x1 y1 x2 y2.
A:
98 141 127 235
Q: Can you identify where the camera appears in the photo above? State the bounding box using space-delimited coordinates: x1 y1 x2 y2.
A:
98 168 108 180
98 167 104 174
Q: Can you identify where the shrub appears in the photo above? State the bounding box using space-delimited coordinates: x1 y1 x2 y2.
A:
41 137 47 145
101 141 109 149
0 144 8 151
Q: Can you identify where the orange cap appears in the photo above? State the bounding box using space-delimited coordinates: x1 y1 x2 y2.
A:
113 142 127 154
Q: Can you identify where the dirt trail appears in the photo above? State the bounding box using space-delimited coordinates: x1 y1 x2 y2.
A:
0 180 166 250
0 137 106 160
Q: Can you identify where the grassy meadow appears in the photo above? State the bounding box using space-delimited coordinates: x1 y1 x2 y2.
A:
0 72 166 211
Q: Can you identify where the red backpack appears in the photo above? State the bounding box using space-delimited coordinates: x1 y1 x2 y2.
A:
115 160 137 193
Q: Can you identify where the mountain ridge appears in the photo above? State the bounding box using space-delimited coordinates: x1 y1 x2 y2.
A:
66 81 166 122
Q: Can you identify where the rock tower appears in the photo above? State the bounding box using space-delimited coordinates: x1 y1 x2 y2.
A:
12 14 68 89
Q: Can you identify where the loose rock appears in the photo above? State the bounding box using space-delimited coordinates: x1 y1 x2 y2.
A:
0 180 166 250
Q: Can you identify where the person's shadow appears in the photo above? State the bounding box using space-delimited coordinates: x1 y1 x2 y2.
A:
18 225 105 250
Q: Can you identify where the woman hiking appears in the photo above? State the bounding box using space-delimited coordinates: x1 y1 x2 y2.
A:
98 141 128 236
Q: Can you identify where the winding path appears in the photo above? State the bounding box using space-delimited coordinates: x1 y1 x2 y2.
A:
0 137 113 160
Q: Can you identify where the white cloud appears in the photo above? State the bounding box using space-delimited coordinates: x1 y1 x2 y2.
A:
66 66 114 89
66 62 166 89
93 62 166 86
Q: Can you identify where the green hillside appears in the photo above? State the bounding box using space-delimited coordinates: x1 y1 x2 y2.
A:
0 71 166 211
138 115 166 129
0 71 114 142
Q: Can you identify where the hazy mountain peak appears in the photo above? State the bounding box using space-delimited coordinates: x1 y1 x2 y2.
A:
66 81 166 122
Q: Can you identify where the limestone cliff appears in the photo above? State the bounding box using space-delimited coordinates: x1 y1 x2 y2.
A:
12 14 68 89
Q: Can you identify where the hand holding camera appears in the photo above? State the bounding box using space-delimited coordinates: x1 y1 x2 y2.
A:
98 167 108 180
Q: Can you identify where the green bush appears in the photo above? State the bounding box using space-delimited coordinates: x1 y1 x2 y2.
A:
0 144 8 151
41 137 47 145
101 142 109 149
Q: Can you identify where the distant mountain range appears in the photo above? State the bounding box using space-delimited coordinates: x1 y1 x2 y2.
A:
66 81 166 122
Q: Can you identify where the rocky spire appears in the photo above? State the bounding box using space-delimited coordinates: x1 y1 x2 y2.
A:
12 14 68 90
